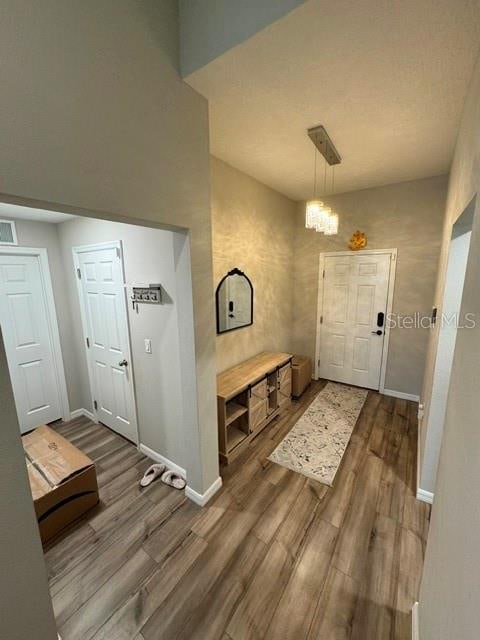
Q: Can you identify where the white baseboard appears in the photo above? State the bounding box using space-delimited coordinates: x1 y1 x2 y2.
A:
69 408 95 421
382 388 420 402
416 422 434 505
416 488 434 504
138 443 186 479
185 476 223 507
139 443 222 507
412 602 419 640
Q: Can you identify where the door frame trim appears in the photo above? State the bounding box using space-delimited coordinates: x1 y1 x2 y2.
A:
0 246 70 423
72 240 139 444
315 248 397 393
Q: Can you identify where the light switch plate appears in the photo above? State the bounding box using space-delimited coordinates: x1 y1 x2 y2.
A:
144 338 152 354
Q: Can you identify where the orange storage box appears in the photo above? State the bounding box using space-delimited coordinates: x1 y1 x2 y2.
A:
292 355 312 398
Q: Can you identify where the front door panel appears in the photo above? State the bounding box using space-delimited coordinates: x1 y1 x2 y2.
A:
319 253 391 390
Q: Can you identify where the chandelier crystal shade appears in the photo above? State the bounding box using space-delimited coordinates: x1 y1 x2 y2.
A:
324 212 339 235
305 199 322 229
305 199 327 231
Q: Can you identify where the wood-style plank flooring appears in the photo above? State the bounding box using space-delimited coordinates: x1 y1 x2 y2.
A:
46 381 430 639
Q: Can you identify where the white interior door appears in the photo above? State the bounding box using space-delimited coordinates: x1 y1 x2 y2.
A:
75 242 138 443
319 252 392 389
0 254 63 432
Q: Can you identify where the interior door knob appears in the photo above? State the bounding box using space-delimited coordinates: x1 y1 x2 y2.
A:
371 330 383 336
118 359 128 367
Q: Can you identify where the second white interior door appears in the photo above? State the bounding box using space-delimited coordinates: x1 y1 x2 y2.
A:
319 252 392 390
75 242 138 443
0 253 64 432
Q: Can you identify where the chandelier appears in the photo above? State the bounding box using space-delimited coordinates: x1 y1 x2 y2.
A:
305 125 340 235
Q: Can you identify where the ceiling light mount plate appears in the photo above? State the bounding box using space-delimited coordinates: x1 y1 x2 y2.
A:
307 125 341 166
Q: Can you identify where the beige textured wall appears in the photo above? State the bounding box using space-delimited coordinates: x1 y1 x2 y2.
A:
211 157 296 372
419 52 480 640
0 0 217 495
292 175 448 396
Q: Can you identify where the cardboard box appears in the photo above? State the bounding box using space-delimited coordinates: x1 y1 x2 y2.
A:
22 425 99 544
292 355 312 398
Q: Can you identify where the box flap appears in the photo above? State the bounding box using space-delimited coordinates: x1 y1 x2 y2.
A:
23 425 93 488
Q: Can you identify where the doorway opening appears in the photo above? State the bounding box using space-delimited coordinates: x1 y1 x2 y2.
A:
418 197 475 500
315 249 397 391
0 203 199 483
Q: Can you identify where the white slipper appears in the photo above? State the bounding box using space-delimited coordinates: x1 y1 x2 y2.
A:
161 469 186 490
140 463 166 487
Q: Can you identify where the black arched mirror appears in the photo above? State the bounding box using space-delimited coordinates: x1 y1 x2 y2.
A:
216 268 253 334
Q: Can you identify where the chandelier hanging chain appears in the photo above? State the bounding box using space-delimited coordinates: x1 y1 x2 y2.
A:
324 153 327 195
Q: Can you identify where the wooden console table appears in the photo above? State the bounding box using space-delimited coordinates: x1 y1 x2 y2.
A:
217 351 293 464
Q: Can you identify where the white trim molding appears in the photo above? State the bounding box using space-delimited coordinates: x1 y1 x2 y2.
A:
139 443 186 479
415 417 434 505
412 602 419 640
70 408 95 421
416 488 434 505
186 476 223 507
382 388 420 402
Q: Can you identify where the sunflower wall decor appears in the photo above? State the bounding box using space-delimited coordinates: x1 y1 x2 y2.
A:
348 230 367 251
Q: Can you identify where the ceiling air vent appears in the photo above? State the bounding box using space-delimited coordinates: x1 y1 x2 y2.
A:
0 220 18 245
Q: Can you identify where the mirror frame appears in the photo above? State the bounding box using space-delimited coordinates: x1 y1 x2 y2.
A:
215 267 254 334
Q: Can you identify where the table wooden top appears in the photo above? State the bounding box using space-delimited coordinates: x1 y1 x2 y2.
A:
217 351 292 401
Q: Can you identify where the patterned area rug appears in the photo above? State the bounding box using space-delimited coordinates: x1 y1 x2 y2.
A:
268 382 368 486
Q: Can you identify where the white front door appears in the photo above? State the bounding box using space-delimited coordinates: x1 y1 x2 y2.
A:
319 252 392 390
75 243 138 443
0 254 63 432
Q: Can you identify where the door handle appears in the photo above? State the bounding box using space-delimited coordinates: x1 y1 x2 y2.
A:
371 330 383 336
118 359 128 367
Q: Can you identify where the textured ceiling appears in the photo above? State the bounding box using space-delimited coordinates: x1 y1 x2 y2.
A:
0 203 76 223
186 0 480 200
